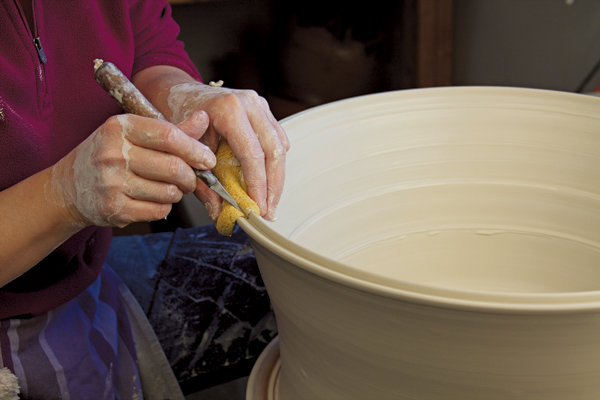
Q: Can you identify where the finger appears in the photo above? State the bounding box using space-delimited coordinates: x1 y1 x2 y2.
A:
247 107 288 220
176 110 210 141
272 118 290 151
127 146 197 194
193 180 222 222
200 128 220 154
180 110 220 155
124 174 183 204
259 96 290 150
109 200 173 227
264 145 286 221
122 114 216 170
223 116 268 216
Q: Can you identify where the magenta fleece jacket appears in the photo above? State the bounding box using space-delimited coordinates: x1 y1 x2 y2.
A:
0 0 201 319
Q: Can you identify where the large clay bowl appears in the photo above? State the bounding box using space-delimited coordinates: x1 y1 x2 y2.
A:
239 87 600 399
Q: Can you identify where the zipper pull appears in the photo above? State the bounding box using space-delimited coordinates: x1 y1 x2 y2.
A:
33 37 47 64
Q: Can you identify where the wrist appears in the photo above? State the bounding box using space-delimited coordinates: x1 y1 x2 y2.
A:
132 65 199 120
43 155 90 230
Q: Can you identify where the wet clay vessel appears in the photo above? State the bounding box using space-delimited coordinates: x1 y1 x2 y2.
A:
240 87 600 399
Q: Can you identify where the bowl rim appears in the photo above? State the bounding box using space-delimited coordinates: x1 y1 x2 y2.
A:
240 215 600 314
241 86 600 314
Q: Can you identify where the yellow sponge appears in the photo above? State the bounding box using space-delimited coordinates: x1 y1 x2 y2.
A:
212 140 260 236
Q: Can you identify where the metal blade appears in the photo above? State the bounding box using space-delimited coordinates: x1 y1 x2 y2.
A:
194 169 244 213
211 182 244 213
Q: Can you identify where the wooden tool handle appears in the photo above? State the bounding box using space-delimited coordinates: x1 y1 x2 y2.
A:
93 59 166 121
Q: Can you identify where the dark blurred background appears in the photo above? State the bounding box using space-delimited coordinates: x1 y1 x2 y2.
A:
170 0 600 122
171 0 451 120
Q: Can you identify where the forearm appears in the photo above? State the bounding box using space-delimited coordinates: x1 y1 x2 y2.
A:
0 167 83 287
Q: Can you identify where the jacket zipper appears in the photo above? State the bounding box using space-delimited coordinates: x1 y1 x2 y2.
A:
33 36 47 64
13 1 35 48
13 0 52 116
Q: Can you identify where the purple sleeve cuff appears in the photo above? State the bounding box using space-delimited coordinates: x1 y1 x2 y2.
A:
129 0 202 82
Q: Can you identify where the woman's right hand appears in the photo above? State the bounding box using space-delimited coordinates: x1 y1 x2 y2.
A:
47 110 215 228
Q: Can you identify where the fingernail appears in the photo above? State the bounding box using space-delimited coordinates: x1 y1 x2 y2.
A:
205 202 220 222
198 146 216 169
204 154 217 169
267 204 277 221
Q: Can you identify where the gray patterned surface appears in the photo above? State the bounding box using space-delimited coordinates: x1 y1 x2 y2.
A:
106 225 277 392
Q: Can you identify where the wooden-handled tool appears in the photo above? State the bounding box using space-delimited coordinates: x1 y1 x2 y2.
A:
93 59 243 212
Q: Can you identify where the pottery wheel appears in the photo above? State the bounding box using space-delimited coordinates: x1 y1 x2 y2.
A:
246 336 280 400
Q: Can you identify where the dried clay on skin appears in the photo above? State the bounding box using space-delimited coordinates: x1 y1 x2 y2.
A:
44 114 132 228
72 114 132 226
167 83 235 125
167 81 287 221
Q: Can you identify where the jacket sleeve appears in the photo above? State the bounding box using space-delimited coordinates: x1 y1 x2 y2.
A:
128 0 202 81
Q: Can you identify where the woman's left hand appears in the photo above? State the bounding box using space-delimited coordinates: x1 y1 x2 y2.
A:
167 82 290 221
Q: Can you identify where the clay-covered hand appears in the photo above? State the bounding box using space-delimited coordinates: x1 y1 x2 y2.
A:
46 111 215 228
167 83 290 221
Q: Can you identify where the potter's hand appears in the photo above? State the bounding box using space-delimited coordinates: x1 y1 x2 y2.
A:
167 83 290 221
47 111 215 228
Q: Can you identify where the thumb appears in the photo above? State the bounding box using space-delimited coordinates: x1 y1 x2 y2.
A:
176 110 210 141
